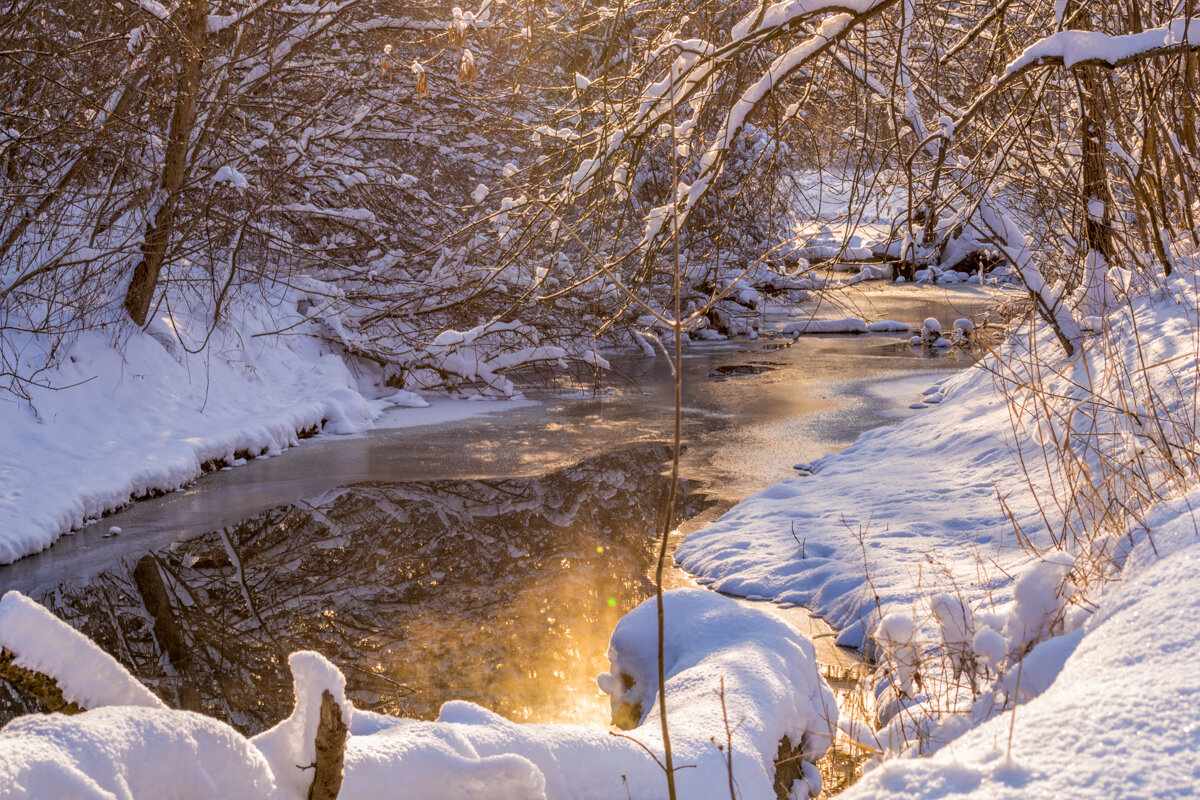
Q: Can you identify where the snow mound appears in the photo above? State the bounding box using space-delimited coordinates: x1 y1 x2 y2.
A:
0 706 277 799
0 591 836 800
783 317 868 335
346 590 837 800
382 389 431 408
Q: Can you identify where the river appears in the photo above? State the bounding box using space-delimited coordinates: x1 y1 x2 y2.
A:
0 282 1005 735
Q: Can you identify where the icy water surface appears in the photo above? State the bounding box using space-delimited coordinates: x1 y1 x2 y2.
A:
0 283 1003 732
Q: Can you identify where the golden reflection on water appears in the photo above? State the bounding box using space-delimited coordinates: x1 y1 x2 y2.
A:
5 443 709 733
373 544 639 724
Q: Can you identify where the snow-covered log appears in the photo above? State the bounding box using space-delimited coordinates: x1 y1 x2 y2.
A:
0 591 165 712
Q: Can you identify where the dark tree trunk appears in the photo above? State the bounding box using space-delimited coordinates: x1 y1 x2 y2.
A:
1066 2 1116 314
124 0 207 326
308 690 348 800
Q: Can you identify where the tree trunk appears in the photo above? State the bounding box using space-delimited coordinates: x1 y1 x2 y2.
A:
1074 64 1115 315
1065 1 1115 317
133 554 203 711
308 690 348 800
124 0 207 326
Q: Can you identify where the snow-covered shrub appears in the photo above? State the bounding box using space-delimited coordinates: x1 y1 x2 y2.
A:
952 318 974 343
1004 553 1077 656
929 593 976 686
919 318 950 347
870 611 921 709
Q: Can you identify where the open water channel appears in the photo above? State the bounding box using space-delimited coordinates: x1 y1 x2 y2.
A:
0 283 1006 735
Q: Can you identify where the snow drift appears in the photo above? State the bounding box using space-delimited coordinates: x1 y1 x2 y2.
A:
0 590 838 800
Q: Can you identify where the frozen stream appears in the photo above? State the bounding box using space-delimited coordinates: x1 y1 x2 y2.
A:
0 283 1005 732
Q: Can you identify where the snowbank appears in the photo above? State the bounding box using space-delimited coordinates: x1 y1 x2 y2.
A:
0 291 387 564
675 342 1045 647
678 265 1200 649
0 278 569 566
0 590 837 800
0 707 278 800
679 250 1200 790
841 488 1200 799
0 281 403 563
342 590 837 800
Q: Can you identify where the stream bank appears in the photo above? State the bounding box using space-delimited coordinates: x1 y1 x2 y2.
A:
0 282 1003 744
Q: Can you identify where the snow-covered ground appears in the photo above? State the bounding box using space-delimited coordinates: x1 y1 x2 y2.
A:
677 258 1200 793
4 221 1200 797
0 288 535 565
842 490 1200 798
0 588 836 799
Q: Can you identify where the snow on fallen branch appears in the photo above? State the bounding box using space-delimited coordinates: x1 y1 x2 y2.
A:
783 317 868 335
0 591 166 712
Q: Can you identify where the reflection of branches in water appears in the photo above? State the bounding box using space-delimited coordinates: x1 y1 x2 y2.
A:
2 444 712 733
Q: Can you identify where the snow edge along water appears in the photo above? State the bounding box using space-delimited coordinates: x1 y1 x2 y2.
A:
0 288 533 566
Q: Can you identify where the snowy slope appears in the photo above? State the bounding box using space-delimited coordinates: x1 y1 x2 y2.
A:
0 292 386 565
675 255 1200 789
841 489 1200 799
675 354 1048 647
677 265 1200 652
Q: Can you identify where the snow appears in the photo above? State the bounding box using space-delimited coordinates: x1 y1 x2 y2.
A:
1005 18 1200 76
730 0 885 42
842 489 1200 799
135 0 168 20
252 652 351 799
0 290 387 564
866 320 910 333
0 271 564 565
212 165 250 189
380 389 430 409
678 258 1200 662
672 243 1200 792
0 592 164 710
338 590 836 800
0 707 278 799
677 349 1042 645
1005 552 1076 653
4 254 1200 800
783 317 868 335
0 591 837 800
